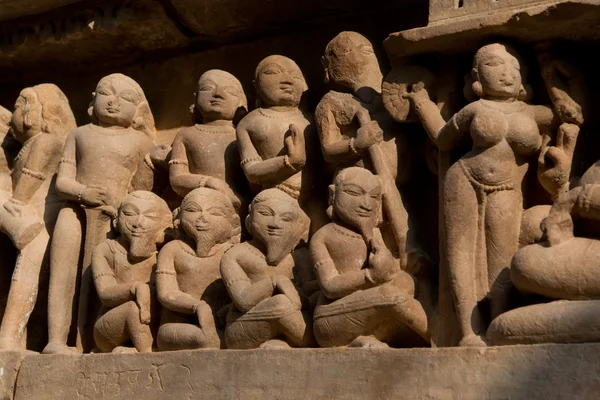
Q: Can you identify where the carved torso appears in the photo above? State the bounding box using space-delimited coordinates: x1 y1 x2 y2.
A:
71 124 153 201
460 100 542 186
99 239 155 286
175 125 241 185
312 223 368 274
240 107 316 196
316 91 410 183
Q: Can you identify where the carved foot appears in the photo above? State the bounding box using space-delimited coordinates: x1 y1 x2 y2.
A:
112 346 138 354
42 342 80 355
259 340 291 350
348 336 389 349
459 334 488 347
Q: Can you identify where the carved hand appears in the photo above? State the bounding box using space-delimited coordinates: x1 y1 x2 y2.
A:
81 185 113 207
402 83 431 107
204 177 242 210
355 121 383 151
284 124 306 170
367 234 396 284
132 282 151 325
272 275 302 309
3 200 35 218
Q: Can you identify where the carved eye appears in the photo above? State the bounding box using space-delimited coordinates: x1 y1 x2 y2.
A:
199 86 213 92
257 209 272 216
370 194 379 199
122 210 136 217
209 209 226 217
280 215 293 222
262 69 281 75
97 90 110 96
344 189 362 196
184 206 200 213
360 47 374 56
291 74 303 81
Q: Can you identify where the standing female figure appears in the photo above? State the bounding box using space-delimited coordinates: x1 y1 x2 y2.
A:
405 43 559 346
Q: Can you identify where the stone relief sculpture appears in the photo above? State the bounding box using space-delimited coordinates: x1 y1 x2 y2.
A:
220 188 316 349
0 85 76 350
404 43 565 347
0 106 14 194
156 188 240 351
487 159 600 345
315 31 413 262
236 55 325 236
311 167 429 348
169 70 249 212
44 73 156 354
92 191 171 353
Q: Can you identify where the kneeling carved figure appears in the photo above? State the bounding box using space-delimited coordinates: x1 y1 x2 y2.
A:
310 167 429 348
220 188 317 349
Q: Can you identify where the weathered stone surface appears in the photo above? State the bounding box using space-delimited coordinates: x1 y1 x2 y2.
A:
14 345 600 399
0 351 25 400
385 1 600 59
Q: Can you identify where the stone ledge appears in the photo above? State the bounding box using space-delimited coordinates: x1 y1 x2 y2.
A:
384 0 600 59
12 344 600 399
0 351 26 400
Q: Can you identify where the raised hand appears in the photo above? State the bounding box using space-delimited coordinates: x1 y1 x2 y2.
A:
355 120 383 151
367 232 396 284
284 123 306 170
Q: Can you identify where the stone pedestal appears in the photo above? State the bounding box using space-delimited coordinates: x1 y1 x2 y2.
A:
13 344 600 399
0 351 26 400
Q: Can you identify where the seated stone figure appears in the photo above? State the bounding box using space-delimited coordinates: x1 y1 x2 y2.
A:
310 167 429 348
220 188 316 349
156 188 240 351
488 161 600 345
92 191 171 353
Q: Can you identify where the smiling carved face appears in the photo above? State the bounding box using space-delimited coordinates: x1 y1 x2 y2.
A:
196 70 245 122
180 189 234 257
118 195 166 258
93 76 142 128
333 167 381 236
255 56 307 108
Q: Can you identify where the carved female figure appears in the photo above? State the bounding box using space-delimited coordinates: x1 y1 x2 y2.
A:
236 55 324 236
169 70 248 211
156 188 240 351
405 43 559 346
220 189 316 349
44 73 156 354
93 191 171 353
0 84 76 350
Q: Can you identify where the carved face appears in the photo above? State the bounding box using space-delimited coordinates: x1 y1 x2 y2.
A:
248 189 304 265
333 168 381 236
475 44 522 100
180 190 234 257
118 195 166 259
11 91 42 144
93 77 141 127
255 56 306 108
196 71 244 122
324 32 381 90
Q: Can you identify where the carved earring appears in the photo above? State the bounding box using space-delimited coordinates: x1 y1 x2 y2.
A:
472 80 484 99
321 56 330 84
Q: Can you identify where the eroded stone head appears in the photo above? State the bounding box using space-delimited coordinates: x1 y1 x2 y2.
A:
89 73 156 139
329 167 382 239
246 188 309 265
322 31 382 92
11 83 76 144
194 69 247 123
471 43 525 101
254 55 307 108
116 190 172 259
179 187 241 257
